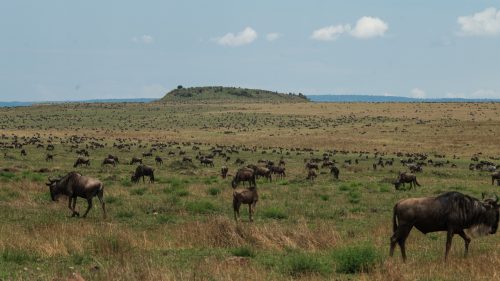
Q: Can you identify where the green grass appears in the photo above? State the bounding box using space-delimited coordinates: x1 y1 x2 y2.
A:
262 207 288 220
332 243 381 274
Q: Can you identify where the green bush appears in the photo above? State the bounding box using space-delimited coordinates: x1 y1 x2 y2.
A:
186 200 218 214
347 190 361 204
280 252 331 277
1 248 38 264
333 244 381 274
262 207 288 220
207 187 221 196
230 246 255 258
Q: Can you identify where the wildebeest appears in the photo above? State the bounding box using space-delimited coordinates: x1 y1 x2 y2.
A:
107 154 119 164
306 169 317 181
330 166 339 179
200 157 214 167
221 166 229 179
20 149 27 156
155 156 163 165
131 165 155 183
231 167 256 188
130 157 143 165
248 165 272 182
305 162 319 170
407 164 422 173
46 172 106 218
394 172 420 190
492 172 500 185
182 156 192 163
142 151 153 157
390 192 499 261
102 158 116 167
233 185 258 222
73 157 90 168
45 154 54 162
268 165 286 179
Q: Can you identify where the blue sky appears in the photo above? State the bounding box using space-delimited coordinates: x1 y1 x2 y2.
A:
1 1 500 101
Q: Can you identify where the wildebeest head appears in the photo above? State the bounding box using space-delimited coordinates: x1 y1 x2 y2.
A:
130 173 139 183
482 194 500 234
45 176 61 201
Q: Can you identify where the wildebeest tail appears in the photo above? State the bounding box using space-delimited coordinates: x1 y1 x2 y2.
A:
415 179 421 186
392 205 398 233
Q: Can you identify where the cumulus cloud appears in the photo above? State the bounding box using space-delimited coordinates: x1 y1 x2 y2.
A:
132 35 154 44
266 32 281 41
216 27 258 47
311 25 350 41
411 88 426 99
350 17 388 39
311 17 388 41
457 7 500 36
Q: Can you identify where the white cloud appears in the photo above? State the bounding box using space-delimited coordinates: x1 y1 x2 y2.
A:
140 84 167 97
311 24 350 41
457 7 500 36
350 17 388 39
410 88 426 99
133 35 154 44
216 27 258 47
266 32 281 41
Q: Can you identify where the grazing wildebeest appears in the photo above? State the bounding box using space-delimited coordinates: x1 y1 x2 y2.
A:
45 154 54 162
131 165 155 183
46 144 55 151
142 151 153 157
268 165 286 179
20 149 27 156
107 154 119 164
306 169 317 181
73 157 90 168
248 165 272 182
182 156 192 163
46 172 106 218
155 156 163 165
200 157 214 167
233 186 258 222
330 166 339 179
221 166 229 179
231 168 256 188
394 172 420 190
102 158 116 167
130 157 142 165
305 162 319 170
407 164 422 173
390 192 499 261
492 172 500 185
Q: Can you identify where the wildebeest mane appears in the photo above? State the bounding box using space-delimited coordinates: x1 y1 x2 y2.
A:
437 191 487 228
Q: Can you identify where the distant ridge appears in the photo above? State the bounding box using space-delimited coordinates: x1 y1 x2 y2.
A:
308 95 500 103
160 86 309 103
0 98 157 107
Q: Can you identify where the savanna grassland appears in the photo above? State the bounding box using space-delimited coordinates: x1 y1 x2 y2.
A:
1 100 500 281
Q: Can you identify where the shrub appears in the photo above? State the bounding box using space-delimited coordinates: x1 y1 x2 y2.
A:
333 244 381 274
262 207 288 220
230 246 255 258
347 190 361 204
207 187 221 196
319 194 329 201
186 200 218 214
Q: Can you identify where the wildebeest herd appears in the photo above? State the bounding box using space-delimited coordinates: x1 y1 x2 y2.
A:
2 133 500 263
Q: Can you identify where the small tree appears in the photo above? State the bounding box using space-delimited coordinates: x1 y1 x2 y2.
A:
177 85 183 89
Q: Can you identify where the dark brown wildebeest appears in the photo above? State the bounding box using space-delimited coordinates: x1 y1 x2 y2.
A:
107 154 119 164
46 172 106 218
306 169 317 181
45 154 54 162
330 166 339 179
492 172 500 185
221 166 229 179
231 168 256 188
235 158 245 165
268 165 286 179
155 156 163 165
130 157 142 165
20 149 27 156
305 162 319 170
102 158 116 167
407 164 422 173
74 157 90 168
46 144 55 151
394 172 420 190
322 160 335 168
248 165 272 182
233 186 258 222
142 151 153 157
200 157 214 167
131 165 155 183
390 192 499 261
182 156 192 163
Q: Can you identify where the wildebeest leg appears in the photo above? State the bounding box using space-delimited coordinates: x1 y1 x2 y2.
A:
445 230 454 261
233 200 241 221
248 204 253 222
457 230 471 257
82 198 93 218
97 189 106 219
393 224 412 262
